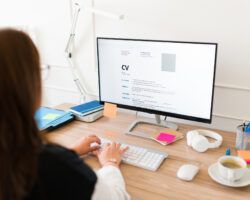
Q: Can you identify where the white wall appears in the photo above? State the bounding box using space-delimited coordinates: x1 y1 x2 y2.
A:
1 0 250 131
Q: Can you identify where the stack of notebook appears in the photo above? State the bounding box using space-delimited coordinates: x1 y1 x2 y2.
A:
70 100 104 117
35 107 74 131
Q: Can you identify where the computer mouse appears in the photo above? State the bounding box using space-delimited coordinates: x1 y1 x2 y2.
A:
177 164 199 181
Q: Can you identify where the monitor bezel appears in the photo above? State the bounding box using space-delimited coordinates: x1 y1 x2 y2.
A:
97 37 217 123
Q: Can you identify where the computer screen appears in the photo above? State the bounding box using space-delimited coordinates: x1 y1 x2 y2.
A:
97 38 217 123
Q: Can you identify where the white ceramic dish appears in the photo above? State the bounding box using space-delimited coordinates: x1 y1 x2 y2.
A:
208 163 250 187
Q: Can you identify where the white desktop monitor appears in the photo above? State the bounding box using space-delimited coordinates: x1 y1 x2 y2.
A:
97 38 217 123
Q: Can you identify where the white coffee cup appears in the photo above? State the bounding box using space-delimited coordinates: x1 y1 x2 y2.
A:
218 156 248 182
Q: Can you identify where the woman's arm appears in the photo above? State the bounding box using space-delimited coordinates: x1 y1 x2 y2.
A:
92 142 131 200
71 135 131 200
92 165 131 200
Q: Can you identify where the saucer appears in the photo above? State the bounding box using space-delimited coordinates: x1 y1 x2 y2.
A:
208 163 250 187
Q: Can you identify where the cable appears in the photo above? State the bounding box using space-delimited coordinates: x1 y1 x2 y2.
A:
66 2 96 102
65 1 125 102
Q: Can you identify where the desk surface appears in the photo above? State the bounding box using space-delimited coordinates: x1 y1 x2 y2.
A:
46 104 250 200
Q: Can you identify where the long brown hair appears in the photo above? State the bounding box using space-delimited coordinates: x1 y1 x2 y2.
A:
0 29 42 200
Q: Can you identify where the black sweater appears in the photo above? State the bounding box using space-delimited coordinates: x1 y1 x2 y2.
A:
26 144 97 200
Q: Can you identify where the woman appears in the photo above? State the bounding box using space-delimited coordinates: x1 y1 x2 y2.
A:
0 28 130 200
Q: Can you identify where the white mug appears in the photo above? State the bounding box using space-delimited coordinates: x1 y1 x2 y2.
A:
218 156 248 182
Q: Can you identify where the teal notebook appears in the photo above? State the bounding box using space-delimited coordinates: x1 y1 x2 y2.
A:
70 100 104 116
35 107 74 131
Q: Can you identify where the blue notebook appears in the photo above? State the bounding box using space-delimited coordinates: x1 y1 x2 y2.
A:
70 100 104 116
35 107 74 131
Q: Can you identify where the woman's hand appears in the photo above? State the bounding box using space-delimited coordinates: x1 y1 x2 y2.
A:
94 142 129 168
71 134 101 156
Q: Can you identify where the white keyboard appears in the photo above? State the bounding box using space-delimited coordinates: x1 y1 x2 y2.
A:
96 138 168 171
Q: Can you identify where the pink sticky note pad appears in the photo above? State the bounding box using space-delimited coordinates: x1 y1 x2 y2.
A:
156 132 176 143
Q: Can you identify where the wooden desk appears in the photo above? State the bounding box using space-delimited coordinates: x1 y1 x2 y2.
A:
46 105 250 200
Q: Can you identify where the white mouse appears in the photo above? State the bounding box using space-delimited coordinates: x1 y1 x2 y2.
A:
177 164 199 181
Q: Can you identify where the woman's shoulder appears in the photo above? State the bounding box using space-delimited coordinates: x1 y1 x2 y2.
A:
39 144 77 166
30 144 97 199
40 144 76 160
39 144 97 182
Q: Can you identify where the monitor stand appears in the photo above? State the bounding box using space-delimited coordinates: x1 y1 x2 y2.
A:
125 114 178 140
